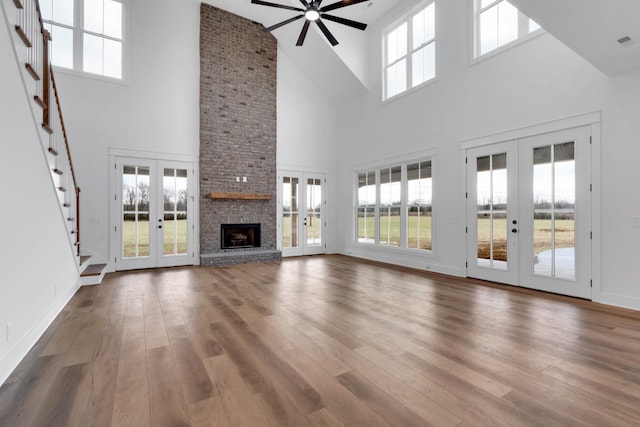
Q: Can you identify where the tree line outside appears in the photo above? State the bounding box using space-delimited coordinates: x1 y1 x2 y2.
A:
122 182 188 257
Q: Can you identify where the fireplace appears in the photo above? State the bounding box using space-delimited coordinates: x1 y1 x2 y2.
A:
221 224 261 249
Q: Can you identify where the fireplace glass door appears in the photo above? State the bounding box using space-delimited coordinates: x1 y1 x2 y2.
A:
113 157 196 270
280 172 326 257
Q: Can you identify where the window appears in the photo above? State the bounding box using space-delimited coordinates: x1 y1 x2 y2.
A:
383 1 435 100
357 171 376 244
355 159 433 251
407 161 432 250
474 0 541 58
379 166 402 246
41 0 125 79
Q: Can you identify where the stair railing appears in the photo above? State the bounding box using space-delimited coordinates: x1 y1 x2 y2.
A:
10 0 81 256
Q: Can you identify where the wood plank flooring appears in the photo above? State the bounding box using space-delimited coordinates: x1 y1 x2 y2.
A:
2 255 640 426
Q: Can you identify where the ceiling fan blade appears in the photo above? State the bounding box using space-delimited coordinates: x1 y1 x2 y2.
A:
296 20 311 46
297 0 310 7
320 0 369 13
315 19 339 46
320 13 367 30
264 14 305 32
251 0 305 13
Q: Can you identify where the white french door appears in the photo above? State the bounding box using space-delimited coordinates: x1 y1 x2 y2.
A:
279 172 326 257
466 126 592 299
113 157 196 271
466 141 519 285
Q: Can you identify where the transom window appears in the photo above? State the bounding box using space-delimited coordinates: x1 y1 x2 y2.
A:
383 1 436 100
41 0 125 79
474 0 541 58
356 159 433 251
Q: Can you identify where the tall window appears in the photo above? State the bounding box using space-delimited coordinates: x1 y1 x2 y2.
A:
41 0 125 79
379 166 402 246
383 1 435 100
407 161 432 250
355 159 433 251
474 0 541 58
357 171 376 244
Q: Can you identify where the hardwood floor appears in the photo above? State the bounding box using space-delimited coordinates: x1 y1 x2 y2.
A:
2 255 640 426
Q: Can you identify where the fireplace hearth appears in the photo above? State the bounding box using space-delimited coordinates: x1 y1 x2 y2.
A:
221 224 261 249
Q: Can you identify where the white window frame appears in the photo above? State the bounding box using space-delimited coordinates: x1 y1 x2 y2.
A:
472 0 543 61
42 0 128 82
382 0 436 101
355 157 434 252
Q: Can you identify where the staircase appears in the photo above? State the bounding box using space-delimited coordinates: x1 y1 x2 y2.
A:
4 0 106 285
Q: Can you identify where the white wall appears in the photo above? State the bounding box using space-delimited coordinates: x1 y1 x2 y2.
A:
54 0 201 265
334 0 640 310
0 2 80 384
276 49 341 253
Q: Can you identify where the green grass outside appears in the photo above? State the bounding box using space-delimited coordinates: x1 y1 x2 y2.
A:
123 217 573 259
477 218 574 261
358 215 433 250
123 219 187 258
282 215 321 248
355 216 574 257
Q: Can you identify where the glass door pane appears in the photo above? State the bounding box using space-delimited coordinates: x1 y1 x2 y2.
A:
162 168 188 256
532 142 575 279
306 178 322 247
281 172 326 257
476 153 508 270
466 141 518 286
282 177 299 249
122 165 150 258
115 157 194 271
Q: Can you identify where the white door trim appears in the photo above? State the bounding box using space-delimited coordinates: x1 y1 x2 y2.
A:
109 150 199 271
462 112 601 299
461 111 601 150
277 169 327 257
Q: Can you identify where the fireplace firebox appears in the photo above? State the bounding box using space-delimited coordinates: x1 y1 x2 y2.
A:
221 224 261 249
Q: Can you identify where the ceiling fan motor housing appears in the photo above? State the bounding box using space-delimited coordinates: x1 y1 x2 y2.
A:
252 0 369 47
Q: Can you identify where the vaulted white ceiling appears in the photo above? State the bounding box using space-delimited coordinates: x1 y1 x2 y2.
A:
509 0 640 76
200 0 403 102
200 0 640 104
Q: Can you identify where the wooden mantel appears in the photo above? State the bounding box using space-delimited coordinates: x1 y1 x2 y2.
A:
209 191 272 200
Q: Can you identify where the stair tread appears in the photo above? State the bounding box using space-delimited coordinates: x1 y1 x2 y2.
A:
81 263 107 277
79 255 91 265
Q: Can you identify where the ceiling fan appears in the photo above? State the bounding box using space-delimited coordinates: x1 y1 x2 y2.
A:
251 0 369 46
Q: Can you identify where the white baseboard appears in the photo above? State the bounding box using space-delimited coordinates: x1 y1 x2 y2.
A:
342 246 465 278
594 292 640 312
0 278 80 385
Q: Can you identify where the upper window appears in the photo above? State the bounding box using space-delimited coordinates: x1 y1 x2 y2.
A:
474 0 541 58
41 0 125 79
383 1 436 100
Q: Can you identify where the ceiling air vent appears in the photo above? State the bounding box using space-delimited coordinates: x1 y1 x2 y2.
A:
617 36 633 46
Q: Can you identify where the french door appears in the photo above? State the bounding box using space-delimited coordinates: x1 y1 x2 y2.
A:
280 172 326 257
466 126 592 299
113 157 196 270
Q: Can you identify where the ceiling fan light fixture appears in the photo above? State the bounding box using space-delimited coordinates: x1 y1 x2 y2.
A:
252 0 369 46
305 10 320 21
